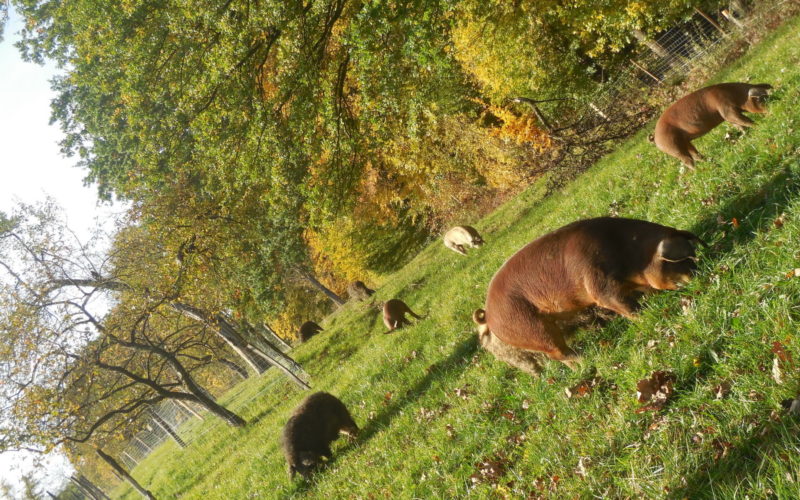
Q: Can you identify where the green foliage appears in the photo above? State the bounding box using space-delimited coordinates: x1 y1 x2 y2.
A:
451 0 722 101
112 16 800 498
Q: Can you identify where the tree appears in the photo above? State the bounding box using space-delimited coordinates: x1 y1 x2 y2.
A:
0 202 249 456
11 0 478 309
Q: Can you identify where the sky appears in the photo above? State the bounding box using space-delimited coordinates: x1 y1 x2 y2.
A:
1 7 119 498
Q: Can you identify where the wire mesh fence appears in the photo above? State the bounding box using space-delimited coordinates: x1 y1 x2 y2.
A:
576 3 767 123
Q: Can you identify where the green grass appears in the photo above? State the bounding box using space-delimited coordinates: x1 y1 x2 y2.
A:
115 16 800 499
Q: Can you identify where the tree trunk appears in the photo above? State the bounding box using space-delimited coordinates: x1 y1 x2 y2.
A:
299 269 345 306
185 388 246 426
172 302 309 391
171 302 267 375
75 475 110 500
150 408 187 448
68 476 99 500
157 348 247 427
96 449 155 500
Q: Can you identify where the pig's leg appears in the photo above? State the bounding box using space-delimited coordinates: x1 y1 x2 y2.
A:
586 276 640 320
687 142 704 162
491 299 580 370
658 134 696 169
721 107 755 130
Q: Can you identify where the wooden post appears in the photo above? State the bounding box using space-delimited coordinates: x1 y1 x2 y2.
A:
631 60 663 84
694 7 728 36
96 449 155 500
121 451 138 469
175 399 206 420
588 102 608 120
259 322 292 352
632 29 670 58
300 269 345 307
721 9 745 29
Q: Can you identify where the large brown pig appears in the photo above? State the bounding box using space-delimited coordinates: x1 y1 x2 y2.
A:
474 217 703 370
383 298 422 333
281 392 359 479
651 82 771 169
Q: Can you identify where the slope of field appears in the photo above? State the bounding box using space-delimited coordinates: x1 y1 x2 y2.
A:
116 15 800 499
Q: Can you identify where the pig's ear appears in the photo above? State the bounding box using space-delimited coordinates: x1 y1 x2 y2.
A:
657 236 696 262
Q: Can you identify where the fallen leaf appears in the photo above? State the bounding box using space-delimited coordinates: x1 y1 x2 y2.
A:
635 370 676 411
574 457 590 479
713 381 731 399
416 407 436 422
454 386 472 400
501 410 518 422
506 432 526 446
772 341 793 364
712 439 732 461
469 452 510 487
773 357 784 384
565 375 605 399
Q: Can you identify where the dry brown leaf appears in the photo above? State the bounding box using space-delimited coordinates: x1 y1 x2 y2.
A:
454 386 472 400
565 375 605 399
713 381 731 399
469 452 510 487
635 370 676 411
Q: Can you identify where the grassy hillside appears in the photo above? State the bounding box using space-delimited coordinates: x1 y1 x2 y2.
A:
116 15 800 499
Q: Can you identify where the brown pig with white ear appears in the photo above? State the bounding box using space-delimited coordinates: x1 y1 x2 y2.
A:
651 82 772 169
382 299 422 334
474 217 703 370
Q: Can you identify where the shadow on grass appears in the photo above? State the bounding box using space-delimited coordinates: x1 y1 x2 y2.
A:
669 413 800 498
286 334 481 496
690 167 800 254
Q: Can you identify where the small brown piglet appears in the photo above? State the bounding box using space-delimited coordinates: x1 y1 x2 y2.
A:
382 298 422 334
